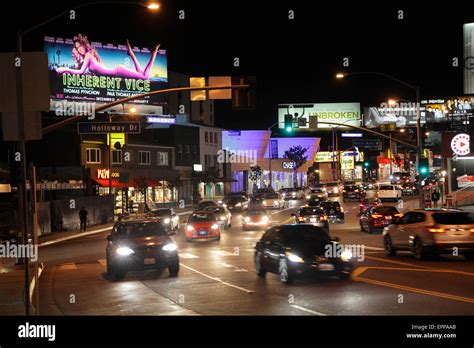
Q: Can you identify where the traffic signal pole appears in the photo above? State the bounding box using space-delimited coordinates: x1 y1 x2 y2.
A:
415 86 425 209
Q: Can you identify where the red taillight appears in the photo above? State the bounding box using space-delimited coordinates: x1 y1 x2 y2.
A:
394 213 402 217
427 227 445 233
469 228 474 233
371 214 383 219
320 215 328 221
359 204 363 207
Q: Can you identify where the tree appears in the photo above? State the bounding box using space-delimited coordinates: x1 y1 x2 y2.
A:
197 167 221 198
283 145 308 187
249 166 263 193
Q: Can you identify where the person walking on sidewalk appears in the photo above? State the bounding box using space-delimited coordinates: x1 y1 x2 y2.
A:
431 189 440 208
79 207 88 232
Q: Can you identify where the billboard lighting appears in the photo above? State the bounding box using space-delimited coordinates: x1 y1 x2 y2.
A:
341 133 363 138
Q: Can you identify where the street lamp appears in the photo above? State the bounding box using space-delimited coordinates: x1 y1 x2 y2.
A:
336 71 424 209
146 1 161 10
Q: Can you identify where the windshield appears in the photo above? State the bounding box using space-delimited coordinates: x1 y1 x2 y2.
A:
205 207 225 215
300 207 324 215
189 213 216 222
227 196 243 203
320 202 340 209
150 209 171 217
114 222 168 239
247 210 267 216
282 227 330 253
379 185 394 190
265 193 279 199
374 206 399 215
325 182 338 187
432 212 474 225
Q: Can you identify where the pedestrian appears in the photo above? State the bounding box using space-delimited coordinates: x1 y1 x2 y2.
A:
431 189 440 208
128 198 134 213
57 210 64 232
79 207 88 232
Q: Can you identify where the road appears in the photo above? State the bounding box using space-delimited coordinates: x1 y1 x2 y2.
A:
30 192 474 315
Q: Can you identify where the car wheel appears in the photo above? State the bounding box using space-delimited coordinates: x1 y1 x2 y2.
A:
106 255 115 275
168 262 179 276
278 259 293 284
414 239 430 260
383 235 396 256
255 252 266 277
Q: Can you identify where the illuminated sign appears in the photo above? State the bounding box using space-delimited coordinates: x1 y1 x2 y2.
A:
190 77 206 101
45 35 168 105
451 133 470 156
341 133 363 138
193 164 203 172
97 169 120 180
78 122 140 134
147 116 176 124
315 151 337 162
108 133 126 148
282 162 296 169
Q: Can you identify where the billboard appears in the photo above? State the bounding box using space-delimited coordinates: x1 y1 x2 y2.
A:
464 23 474 94
278 103 361 129
44 34 168 106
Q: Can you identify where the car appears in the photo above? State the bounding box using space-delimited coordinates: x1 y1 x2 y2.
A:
262 192 285 209
377 184 402 202
359 206 402 234
146 208 179 234
390 172 411 184
185 211 221 242
383 209 474 260
401 183 418 196
195 200 218 211
306 196 326 207
323 181 342 197
318 201 344 223
361 182 375 191
342 185 365 202
291 206 329 231
280 188 303 200
217 192 249 205
106 219 179 280
222 195 249 212
204 206 232 229
359 198 381 214
242 208 271 230
254 224 354 284
307 187 328 199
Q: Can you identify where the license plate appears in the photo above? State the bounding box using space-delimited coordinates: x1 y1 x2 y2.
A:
144 258 155 265
329 210 335 214
318 263 335 271
310 218 317 223
199 230 208 236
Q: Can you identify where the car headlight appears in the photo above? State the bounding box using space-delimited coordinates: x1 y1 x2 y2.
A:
274 200 279 204
282 193 286 197
261 216 269 223
236 203 242 207
262 200 267 205
217 200 223 204
163 218 171 224
341 250 353 261
211 224 219 229
355 189 359 192
286 252 304 263
116 246 134 256
162 243 178 251
334 188 339 193
186 225 195 231
222 204 227 208
244 217 251 223
292 192 296 196
306 195 311 199
220 216 226 221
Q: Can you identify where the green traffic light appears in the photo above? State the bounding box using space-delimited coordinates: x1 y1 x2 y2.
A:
364 162 369 167
286 127 293 132
420 167 428 174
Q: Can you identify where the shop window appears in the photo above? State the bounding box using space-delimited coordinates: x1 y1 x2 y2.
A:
185 145 190 160
205 132 208 143
139 151 151 165
209 132 213 144
214 132 218 144
193 145 197 160
86 148 101 164
177 144 182 160
158 151 169 166
112 149 122 165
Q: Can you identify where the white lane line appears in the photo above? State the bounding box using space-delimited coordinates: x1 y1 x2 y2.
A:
180 253 200 259
221 263 248 272
180 263 254 294
58 263 77 270
364 246 384 251
290 304 327 316
210 250 236 256
98 259 106 266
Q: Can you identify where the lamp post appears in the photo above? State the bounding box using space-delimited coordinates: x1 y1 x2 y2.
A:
267 122 280 190
336 71 424 209
15 0 160 316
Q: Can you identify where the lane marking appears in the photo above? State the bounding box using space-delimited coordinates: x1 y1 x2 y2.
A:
180 263 254 294
39 226 112 247
353 276 474 304
364 255 434 269
98 259 106 266
180 253 200 259
57 263 77 270
351 267 368 278
221 263 248 272
210 250 237 257
356 266 474 277
290 304 327 316
364 246 384 251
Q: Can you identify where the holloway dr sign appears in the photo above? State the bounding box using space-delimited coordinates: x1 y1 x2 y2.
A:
78 122 141 134
451 133 470 156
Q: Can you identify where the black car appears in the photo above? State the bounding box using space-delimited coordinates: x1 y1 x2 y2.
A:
195 200 218 211
307 196 325 207
254 225 354 284
318 201 345 223
106 219 179 280
146 208 179 234
291 206 329 231
223 195 249 212
342 185 365 202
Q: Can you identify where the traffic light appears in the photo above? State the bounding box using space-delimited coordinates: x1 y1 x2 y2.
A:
364 161 370 168
284 114 293 132
418 158 429 178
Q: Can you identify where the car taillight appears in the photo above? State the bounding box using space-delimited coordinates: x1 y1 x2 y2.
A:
359 204 363 207
298 217 304 221
427 227 445 233
470 228 474 233
340 207 344 212
371 214 383 219
394 213 402 217
320 215 328 221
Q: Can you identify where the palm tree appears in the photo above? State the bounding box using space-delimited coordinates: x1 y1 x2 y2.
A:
283 145 308 187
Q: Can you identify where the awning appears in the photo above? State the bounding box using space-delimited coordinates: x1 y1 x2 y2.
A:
93 178 170 188
377 156 391 165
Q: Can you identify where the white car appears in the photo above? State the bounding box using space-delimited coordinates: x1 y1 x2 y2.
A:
262 193 285 209
377 184 402 202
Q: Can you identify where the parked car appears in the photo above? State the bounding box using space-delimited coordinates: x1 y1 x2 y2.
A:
204 206 232 229
195 200 218 211
359 206 402 234
222 195 249 212
262 192 285 209
323 181 342 197
146 208 179 234
106 219 179 279
291 206 329 231
359 198 381 214
342 185 365 202
185 211 221 242
242 208 271 230
377 184 402 202
254 224 354 283
383 209 474 260
318 201 344 223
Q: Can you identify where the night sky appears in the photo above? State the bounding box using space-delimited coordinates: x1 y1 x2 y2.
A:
3 1 474 130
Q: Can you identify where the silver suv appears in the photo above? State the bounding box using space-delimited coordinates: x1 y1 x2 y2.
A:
383 209 474 260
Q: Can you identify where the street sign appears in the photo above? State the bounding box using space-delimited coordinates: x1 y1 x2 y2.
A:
77 122 141 134
270 139 279 159
380 123 397 132
451 133 470 156
352 139 382 151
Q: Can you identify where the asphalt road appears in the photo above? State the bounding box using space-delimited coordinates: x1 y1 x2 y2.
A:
33 192 474 315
